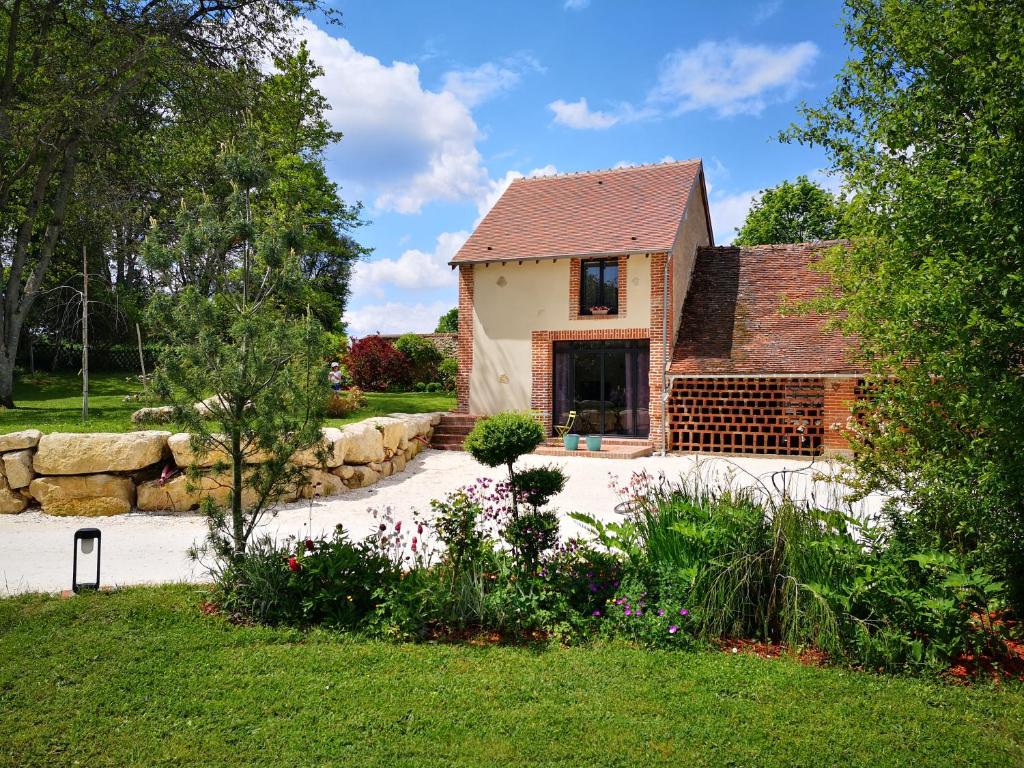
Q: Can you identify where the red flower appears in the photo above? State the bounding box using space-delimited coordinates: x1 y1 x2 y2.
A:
411 536 418 552
417 523 424 535
288 556 301 573
304 538 315 552
395 521 402 532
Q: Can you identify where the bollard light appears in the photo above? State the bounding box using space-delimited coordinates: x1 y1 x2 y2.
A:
73 528 101 594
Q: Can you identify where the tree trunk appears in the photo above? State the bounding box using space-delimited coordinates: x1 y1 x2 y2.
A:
0 353 15 408
231 427 244 555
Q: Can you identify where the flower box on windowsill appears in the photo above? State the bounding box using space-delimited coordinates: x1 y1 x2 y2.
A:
589 306 611 316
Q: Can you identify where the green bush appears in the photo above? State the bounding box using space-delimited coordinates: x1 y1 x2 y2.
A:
395 334 442 383
464 412 545 517
437 356 458 392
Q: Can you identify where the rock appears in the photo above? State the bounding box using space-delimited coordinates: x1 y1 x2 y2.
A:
137 470 298 513
0 476 27 513
364 417 407 454
167 433 270 469
340 422 384 465
392 453 407 474
33 431 170 475
342 465 379 489
131 406 175 425
29 475 135 516
388 413 434 438
298 468 347 499
2 450 34 489
330 465 355 480
379 460 394 478
291 428 346 468
428 412 443 426
0 429 42 452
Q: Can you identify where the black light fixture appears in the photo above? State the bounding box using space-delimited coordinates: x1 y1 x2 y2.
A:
72 528 101 594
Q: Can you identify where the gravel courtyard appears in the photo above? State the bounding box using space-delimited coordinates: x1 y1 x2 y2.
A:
0 450 883 595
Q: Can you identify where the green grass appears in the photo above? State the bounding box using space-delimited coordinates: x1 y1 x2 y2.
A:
0 586 1021 767
1 372 453 433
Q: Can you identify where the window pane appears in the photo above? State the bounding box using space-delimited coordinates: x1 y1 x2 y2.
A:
602 263 619 312
581 263 601 312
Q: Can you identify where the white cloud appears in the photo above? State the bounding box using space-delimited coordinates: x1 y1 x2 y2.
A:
442 55 541 107
650 40 819 117
345 300 455 337
475 164 558 224
297 19 488 214
753 1 782 23
548 97 647 130
351 230 469 299
709 190 758 245
564 0 590 9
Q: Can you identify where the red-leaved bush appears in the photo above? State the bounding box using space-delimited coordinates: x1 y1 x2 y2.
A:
346 336 412 391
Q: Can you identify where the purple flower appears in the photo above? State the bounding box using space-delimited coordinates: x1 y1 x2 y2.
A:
624 608 632 616
657 609 666 617
679 609 689 616
592 610 601 617
635 610 643 617
668 625 679 634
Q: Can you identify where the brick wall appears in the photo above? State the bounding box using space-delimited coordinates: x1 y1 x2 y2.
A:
568 255 629 321
376 333 457 359
822 377 859 454
649 253 670 452
456 265 473 413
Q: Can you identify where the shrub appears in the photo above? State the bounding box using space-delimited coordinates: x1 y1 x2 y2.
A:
464 412 545 515
426 382 442 393
437 356 458 392
394 334 442 383
503 510 560 574
325 387 367 418
511 465 566 510
430 489 486 569
346 335 412 391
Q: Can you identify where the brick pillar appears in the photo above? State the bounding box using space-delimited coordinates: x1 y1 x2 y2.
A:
649 253 670 451
531 331 553 435
456 265 474 413
822 377 858 455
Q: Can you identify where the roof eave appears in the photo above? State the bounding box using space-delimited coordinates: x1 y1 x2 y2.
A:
449 247 669 268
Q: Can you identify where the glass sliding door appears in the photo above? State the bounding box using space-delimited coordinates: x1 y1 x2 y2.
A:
552 340 649 437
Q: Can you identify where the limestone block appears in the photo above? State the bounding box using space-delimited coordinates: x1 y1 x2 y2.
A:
0 476 27 513
392 453 407 474
427 412 443 426
291 428 346 468
330 464 355 480
137 470 298 513
2 449 34 489
0 429 42 452
364 417 407 454
33 431 169 475
167 433 271 469
379 460 394 478
29 474 135 516
342 465 379 489
340 422 384 465
298 468 347 499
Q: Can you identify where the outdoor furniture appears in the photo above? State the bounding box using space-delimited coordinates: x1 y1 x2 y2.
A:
554 410 577 438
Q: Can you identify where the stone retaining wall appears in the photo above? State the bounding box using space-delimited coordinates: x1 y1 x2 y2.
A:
0 413 443 516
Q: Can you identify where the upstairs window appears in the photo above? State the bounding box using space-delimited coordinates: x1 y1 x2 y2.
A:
580 259 619 315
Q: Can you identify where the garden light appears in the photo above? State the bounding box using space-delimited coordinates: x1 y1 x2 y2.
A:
72 528 101 594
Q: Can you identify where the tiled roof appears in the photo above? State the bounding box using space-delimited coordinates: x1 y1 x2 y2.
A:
451 160 705 264
669 242 863 376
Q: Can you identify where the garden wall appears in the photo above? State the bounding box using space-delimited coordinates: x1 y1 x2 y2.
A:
0 413 443 516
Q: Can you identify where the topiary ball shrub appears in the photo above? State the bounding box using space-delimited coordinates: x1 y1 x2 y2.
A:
511 465 566 510
463 411 545 472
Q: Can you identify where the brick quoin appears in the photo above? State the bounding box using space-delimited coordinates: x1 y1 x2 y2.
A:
822 377 859 454
456 265 474 413
649 252 669 452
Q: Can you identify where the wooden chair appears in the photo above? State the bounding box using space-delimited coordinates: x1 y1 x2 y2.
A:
554 410 577 438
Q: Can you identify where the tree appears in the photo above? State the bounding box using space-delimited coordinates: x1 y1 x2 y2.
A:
146 148 329 557
463 412 545 517
785 0 1024 600
346 336 411 391
394 333 441 383
0 0 328 408
435 307 458 333
733 176 847 246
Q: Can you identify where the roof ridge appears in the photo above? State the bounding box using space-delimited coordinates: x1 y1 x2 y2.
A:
699 239 849 251
513 157 703 183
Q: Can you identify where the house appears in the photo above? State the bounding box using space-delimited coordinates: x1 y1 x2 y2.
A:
449 159 861 456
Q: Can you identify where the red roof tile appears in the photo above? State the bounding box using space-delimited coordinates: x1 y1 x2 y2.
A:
669 242 863 376
451 160 705 264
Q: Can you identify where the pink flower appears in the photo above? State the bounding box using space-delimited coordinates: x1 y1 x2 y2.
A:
668 625 678 634
679 609 689 616
624 608 632 616
411 536 418 552
287 556 301 573
395 521 402 532
592 610 601 617
417 523 424 535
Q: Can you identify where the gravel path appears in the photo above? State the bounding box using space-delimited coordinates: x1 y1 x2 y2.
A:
0 450 883 595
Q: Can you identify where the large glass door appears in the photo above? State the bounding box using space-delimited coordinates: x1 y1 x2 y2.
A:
552 340 649 437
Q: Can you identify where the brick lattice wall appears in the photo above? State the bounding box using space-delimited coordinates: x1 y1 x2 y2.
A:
667 376 828 456
569 255 628 321
456 265 474 413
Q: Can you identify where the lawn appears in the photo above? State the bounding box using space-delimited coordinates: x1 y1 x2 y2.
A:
1 371 453 433
0 586 1021 767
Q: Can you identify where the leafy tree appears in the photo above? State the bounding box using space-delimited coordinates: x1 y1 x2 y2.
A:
346 336 411 392
463 412 545 517
0 0 330 407
435 308 458 333
786 0 1024 601
733 176 847 246
394 333 442 383
147 148 329 558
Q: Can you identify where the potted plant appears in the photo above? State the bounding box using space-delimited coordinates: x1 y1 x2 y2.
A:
563 433 580 451
585 434 602 451
589 305 610 316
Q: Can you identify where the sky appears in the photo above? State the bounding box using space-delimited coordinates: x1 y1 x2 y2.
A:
295 0 850 336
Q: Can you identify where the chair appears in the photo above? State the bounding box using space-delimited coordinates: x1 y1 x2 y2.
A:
554 410 577 438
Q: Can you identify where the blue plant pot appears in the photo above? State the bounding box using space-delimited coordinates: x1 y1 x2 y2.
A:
563 434 580 451
585 435 603 451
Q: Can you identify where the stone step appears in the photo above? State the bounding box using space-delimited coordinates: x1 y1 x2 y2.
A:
432 425 476 437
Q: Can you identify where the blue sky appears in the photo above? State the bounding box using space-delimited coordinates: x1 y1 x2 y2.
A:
296 1 849 335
